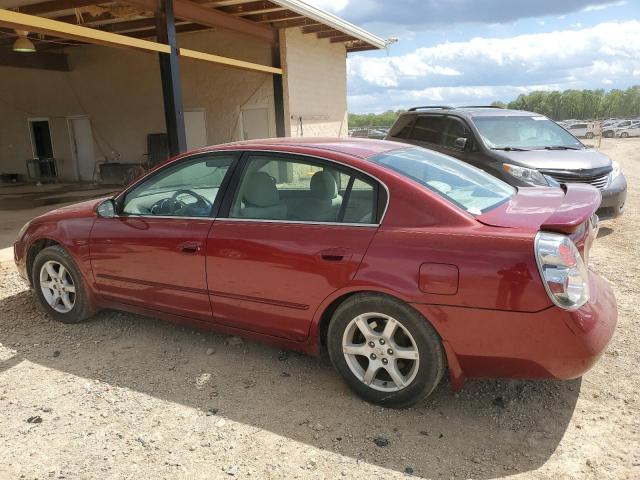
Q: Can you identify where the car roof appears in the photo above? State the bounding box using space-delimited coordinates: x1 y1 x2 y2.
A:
212 137 405 159
404 107 541 118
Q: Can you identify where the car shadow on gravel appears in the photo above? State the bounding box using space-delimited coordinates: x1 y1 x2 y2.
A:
0 290 581 479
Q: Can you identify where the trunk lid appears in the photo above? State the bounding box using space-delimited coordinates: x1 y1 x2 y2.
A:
477 184 601 234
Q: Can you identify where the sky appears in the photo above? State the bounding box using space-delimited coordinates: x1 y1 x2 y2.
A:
306 0 640 113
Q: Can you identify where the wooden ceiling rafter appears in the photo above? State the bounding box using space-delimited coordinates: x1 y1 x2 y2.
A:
4 0 383 52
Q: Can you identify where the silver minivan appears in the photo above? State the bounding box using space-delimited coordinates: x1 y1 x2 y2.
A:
386 106 627 218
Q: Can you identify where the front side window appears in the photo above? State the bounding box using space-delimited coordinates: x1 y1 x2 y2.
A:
442 118 468 148
473 116 583 150
122 155 234 217
229 155 378 224
371 147 514 215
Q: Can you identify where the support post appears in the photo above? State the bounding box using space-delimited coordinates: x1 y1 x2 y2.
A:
156 0 186 156
272 39 285 138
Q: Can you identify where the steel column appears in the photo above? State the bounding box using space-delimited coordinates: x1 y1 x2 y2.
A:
156 0 187 156
272 40 286 137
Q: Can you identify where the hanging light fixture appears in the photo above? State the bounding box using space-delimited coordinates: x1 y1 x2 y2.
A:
13 30 36 53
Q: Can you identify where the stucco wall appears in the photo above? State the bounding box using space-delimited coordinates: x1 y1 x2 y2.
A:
0 29 275 181
280 28 348 138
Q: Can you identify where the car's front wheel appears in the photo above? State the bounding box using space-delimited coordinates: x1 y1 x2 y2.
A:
32 245 93 324
327 293 445 408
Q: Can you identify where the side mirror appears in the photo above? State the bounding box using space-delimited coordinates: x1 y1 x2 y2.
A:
454 137 468 150
96 199 116 218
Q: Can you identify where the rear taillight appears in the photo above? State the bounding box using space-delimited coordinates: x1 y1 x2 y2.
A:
534 231 590 310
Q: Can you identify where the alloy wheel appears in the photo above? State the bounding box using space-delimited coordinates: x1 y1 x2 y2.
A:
40 260 76 313
342 312 420 392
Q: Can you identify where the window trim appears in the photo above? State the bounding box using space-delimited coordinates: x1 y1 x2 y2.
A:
113 151 241 219
217 150 389 227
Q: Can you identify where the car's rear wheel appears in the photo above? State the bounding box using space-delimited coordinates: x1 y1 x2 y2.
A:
620 132 629 138
32 245 92 324
585 132 594 139
327 293 445 408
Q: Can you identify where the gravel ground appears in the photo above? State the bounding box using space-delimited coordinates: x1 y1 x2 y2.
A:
0 138 638 480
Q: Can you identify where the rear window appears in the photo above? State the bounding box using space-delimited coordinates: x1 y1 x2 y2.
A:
371 147 515 215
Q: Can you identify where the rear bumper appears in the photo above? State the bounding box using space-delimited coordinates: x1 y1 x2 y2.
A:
597 173 627 219
413 270 617 382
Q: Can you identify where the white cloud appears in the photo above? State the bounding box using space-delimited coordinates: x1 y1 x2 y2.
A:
583 0 627 11
347 21 640 112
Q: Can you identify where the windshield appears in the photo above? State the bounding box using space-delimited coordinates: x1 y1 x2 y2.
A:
474 116 584 150
371 147 515 215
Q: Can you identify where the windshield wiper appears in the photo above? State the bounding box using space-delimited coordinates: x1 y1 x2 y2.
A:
541 145 581 150
492 147 529 151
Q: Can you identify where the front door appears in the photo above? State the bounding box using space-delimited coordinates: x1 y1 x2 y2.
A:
206 153 383 341
90 153 236 320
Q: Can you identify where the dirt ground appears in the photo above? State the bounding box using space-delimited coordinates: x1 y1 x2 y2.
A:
0 139 638 480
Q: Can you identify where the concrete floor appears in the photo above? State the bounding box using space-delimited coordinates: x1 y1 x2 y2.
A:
0 183 118 254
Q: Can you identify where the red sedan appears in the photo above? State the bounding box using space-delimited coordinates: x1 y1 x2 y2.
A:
14 138 617 408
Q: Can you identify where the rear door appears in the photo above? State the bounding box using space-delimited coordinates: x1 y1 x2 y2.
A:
205 152 385 341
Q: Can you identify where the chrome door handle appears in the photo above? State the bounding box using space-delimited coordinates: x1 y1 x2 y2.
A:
178 241 202 254
318 248 350 262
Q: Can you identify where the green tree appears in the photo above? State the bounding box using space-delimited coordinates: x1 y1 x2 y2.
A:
499 86 639 120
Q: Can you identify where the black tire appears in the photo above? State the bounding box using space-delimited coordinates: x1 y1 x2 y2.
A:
32 245 93 324
604 130 614 138
327 293 445 408
620 132 628 138
585 132 594 139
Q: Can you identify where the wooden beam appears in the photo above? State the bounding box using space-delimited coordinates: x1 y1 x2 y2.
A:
329 34 356 43
243 10 302 23
270 18 319 29
316 29 344 39
124 0 277 42
347 44 378 52
0 47 69 71
216 1 281 15
15 0 105 16
301 24 332 34
179 47 282 74
0 8 171 53
126 22 209 38
50 11 115 26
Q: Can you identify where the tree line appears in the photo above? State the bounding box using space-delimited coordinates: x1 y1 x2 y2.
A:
348 85 640 126
492 85 640 120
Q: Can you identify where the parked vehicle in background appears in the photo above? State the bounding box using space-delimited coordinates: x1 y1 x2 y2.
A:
349 127 391 140
565 122 598 139
616 124 640 138
14 138 617 408
602 120 639 138
385 106 627 218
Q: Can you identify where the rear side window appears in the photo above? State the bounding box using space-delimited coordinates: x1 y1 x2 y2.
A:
410 116 445 144
228 155 381 224
388 115 415 139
